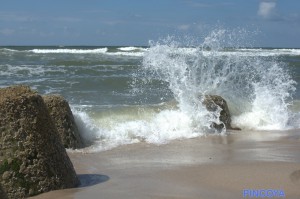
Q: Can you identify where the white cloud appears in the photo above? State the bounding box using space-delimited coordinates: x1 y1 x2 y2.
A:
258 1 276 19
178 24 190 31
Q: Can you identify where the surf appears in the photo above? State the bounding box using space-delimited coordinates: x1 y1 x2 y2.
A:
29 48 108 54
71 29 297 152
142 30 296 131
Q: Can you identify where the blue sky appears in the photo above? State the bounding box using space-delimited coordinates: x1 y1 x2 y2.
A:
0 0 299 47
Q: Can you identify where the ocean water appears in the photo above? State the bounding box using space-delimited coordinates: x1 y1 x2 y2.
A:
1 30 300 151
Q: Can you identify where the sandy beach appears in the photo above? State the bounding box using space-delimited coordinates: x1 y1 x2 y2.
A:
3 45 300 199
30 130 300 199
2 0 300 198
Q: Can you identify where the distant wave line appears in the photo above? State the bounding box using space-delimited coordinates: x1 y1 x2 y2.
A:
1 47 300 56
29 48 108 54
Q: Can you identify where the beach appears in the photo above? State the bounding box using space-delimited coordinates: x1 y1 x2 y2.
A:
1 39 300 198
30 130 300 199
1 0 300 197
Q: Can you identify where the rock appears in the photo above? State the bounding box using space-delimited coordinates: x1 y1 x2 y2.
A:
0 85 79 198
43 95 84 149
2 171 11 180
202 95 240 131
0 183 8 199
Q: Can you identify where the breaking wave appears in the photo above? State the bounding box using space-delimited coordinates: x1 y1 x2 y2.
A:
72 29 297 152
29 48 108 54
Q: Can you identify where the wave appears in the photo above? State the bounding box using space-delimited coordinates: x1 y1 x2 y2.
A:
234 48 300 57
115 47 300 58
72 103 201 152
106 51 145 57
117 46 147 52
27 47 145 57
70 29 298 152
0 48 19 52
2 46 300 57
26 48 300 57
0 64 67 77
29 48 108 54
142 30 296 131
137 47 300 57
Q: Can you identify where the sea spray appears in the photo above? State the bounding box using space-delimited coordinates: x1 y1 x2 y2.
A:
70 29 296 152
232 61 296 129
72 104 200 152
142 29 296 131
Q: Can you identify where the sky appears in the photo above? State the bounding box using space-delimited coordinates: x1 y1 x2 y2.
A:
0 0 299 47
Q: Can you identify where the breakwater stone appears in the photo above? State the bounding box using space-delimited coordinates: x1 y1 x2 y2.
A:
0 85 79 198
43 95 84 149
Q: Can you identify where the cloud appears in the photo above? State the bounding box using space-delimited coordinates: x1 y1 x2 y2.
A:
178 24 190 31
257 1 277 19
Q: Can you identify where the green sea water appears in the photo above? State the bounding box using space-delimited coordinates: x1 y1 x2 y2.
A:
1 43 300 151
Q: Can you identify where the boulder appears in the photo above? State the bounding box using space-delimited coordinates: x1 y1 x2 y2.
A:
0 85 79 198
202 95 240 131
0 184 8 199
43 95 84 149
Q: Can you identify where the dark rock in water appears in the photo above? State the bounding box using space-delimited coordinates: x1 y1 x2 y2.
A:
0 85 79 198
202 95 240 131
43 95 84 149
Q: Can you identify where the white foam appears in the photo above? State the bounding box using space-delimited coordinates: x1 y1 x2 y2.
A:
0 48 18 52
231 71 295 130
0 64 67 77
28 47 146 57
142 29 296 131
149 48 300 57
106 51 145 57
237 48 300 56
72 107 204 152
72 108 105 142
29 48 108 54
117 46 147 51
70 30 297 152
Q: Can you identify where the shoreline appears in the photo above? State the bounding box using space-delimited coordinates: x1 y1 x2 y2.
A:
31 130 300 199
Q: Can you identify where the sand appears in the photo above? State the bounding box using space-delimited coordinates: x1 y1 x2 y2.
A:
30 130 300 199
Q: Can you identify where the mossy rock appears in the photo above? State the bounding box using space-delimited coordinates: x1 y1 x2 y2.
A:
0 85 79 198
43 95 84 149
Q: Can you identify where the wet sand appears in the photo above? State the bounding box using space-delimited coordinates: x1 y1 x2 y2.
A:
31 130 300 199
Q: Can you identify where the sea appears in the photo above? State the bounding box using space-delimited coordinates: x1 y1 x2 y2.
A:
1 30 300 152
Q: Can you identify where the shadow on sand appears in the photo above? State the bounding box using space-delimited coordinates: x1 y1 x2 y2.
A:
78 174 110 188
